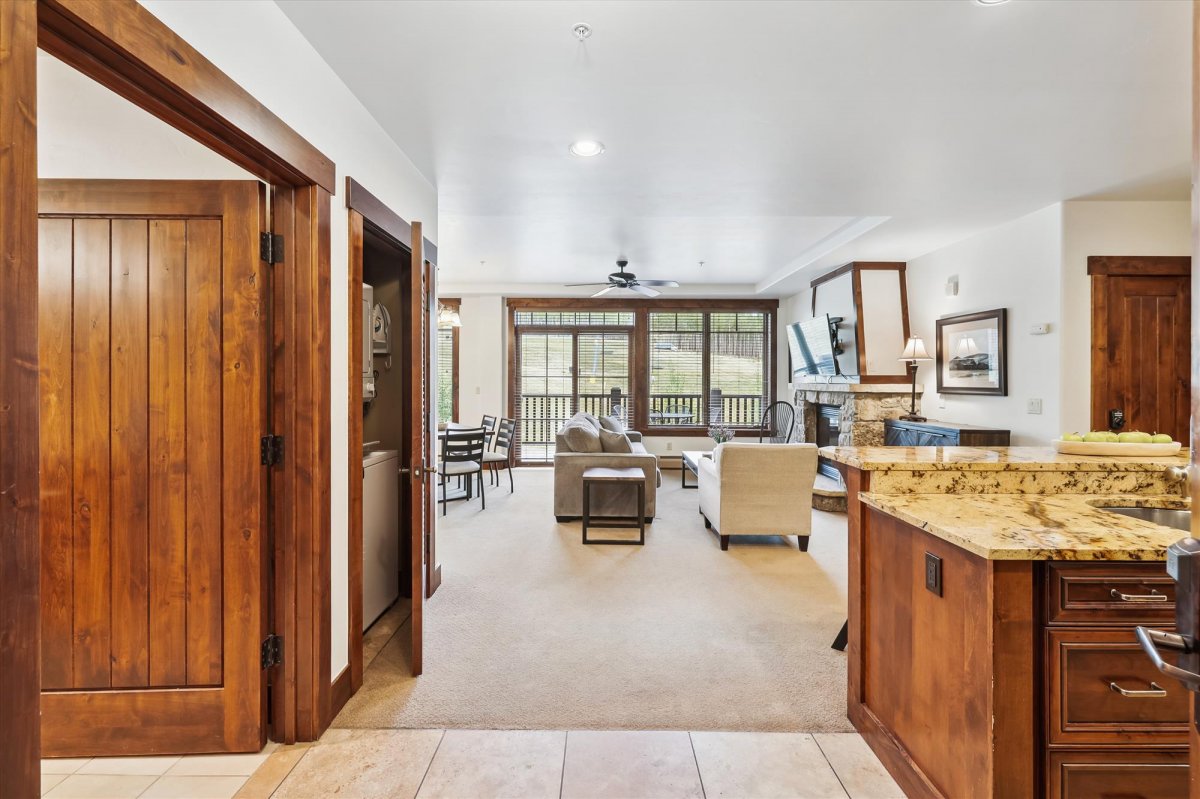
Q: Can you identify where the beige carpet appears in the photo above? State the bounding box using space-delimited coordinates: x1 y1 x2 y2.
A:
333 467 854 732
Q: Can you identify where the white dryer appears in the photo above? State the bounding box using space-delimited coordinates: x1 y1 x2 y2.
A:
362 449 400 630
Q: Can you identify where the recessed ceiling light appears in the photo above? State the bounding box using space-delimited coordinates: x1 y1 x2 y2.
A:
569 140 605 158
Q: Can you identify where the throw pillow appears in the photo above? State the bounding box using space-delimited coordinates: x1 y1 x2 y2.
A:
562 421 602 453
599 428 633 454
599 415 626 434
580 412 601 430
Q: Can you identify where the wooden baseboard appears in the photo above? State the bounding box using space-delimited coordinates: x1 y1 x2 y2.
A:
329 666 352 725
659 455 683 471
850 703 944 799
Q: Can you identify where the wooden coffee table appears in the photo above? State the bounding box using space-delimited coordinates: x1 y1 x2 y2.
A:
680 450 712 489
581 466 646 545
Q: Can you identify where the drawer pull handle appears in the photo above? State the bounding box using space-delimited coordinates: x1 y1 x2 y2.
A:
1109 680 1168 698
1110 588 1167 603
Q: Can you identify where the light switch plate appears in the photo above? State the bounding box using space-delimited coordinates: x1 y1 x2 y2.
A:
1027 398 1043 415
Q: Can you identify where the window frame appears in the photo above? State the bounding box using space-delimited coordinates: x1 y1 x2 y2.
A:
437 297 460 423
507 298 778 442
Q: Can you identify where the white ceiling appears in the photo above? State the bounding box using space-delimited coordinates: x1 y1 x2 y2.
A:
277 0 1190 297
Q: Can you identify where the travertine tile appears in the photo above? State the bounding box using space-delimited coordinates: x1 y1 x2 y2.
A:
42 774 156 798
273 729 443 799
141 775 249 799
40 774 68 796
233 745 311 799
76 755 181 776
814 733 905 799
691 731 847 798
415 730 564 799
560 731 703 799
166 743 278 776
41 759 91 775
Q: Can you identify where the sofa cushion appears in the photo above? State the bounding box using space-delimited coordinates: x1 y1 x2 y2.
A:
561 420 602 453
580 412 601 430
599 428 633 453
599 415 625 434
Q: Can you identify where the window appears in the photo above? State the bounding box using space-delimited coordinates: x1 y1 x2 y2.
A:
508 301 776 463
436 298 460 423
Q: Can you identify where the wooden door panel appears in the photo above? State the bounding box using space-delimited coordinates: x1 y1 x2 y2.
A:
38 179 266 756
408 222 426 676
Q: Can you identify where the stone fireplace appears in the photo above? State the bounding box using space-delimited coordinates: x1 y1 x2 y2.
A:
790 379 921 509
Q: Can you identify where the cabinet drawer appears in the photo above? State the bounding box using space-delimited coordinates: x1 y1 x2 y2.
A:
1047 628 1189 745
1046 562 1175 625
1048 750 1188 799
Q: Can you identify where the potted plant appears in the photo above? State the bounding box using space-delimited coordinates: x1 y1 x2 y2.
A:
708 424 736 445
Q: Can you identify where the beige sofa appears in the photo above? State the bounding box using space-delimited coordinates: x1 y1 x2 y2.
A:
698 442 818 551
553 413 659 523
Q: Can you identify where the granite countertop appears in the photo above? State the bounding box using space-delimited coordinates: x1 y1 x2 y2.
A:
820 445 1189 472
861 492 1189 560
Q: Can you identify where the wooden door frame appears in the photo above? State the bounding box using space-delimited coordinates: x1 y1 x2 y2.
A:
1087 255 1191 432
344 177 438 712
1 0 336 789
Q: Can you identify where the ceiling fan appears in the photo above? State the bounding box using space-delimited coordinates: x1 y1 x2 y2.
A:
565 259 681 298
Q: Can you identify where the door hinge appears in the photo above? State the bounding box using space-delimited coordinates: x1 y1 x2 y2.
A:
261 634 283 669
260 434 284 466
260 232 284 265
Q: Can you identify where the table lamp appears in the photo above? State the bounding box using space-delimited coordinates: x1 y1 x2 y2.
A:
898 336 932 422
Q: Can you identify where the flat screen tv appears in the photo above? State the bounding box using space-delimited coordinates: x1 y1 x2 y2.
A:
787 315 838 377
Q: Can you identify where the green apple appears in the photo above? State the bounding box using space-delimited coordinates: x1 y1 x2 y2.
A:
1151 433 1175 444
1118 431 1153 444
1104 432 1120 442
1061 433 1084 442
1082 431 1110 443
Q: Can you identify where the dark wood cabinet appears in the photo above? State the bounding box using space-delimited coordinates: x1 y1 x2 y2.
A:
1047 750 1189 799
884 418 1011 447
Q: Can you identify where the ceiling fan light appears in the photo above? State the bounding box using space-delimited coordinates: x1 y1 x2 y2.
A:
569 140 605 157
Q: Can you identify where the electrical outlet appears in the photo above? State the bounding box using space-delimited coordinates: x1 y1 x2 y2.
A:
937 394 946 409
475 386 481 395
925 552 943 597
666 442 673 451
1027 398 1043 415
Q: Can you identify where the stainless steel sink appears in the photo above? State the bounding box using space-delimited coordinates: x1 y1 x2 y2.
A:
1101 507 1192 533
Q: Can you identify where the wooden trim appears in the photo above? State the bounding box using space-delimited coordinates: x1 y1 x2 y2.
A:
346 177 437 264
0 1 41 792
329 667 352 724
506 297 779 311
1086 255 1190 276
407 223 425 676
347 209 365 697
37 0 334 191
1090 273 1109 433
809 262 856 290
897 266 911 340
852 267 867 376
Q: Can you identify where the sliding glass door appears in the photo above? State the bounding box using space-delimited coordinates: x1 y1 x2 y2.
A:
514 329 632 463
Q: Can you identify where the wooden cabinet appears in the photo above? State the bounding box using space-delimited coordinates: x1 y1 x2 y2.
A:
1044 563 1187 798
883 418 1011 447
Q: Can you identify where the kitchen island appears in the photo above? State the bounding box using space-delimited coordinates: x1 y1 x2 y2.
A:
821 446 1191 799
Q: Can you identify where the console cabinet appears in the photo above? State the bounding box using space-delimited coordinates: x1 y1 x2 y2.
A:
884 418 1011 447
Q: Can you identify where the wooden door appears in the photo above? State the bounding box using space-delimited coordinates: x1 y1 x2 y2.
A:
38 179 268 756
1090 257 1191 440
406 222 429 676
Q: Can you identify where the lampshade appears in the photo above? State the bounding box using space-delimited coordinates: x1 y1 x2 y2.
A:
899 336 932 361
437 305 462 328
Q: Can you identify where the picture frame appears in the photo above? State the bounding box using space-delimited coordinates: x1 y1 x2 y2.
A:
935 308 1007 396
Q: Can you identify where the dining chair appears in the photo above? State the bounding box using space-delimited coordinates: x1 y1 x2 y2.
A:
437 429 487 515
481 414 498 447
484 417 516 492
759 400 795 443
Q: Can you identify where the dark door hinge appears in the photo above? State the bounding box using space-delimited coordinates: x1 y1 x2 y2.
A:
260 434 284 466
260 232 284 265
261 634 282 669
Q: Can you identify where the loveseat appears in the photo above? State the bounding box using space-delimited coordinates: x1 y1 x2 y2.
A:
553 412 660 522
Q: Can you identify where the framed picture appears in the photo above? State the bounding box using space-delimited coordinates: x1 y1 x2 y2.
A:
935 308 1007 396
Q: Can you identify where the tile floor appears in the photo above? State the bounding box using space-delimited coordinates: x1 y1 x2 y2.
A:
42 728 903 798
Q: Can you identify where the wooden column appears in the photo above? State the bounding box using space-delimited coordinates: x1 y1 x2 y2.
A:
0 1 41 794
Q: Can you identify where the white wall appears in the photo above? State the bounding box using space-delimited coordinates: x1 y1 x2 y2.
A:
140 0 438 679
1060 201 1191 431
455 296 507 425
906 205 1064 445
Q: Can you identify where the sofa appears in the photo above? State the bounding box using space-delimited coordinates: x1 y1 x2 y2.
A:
698 442 818 551
553 412 660 523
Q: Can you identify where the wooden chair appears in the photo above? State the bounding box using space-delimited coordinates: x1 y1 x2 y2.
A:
484 417 516 492
437 429 486 515
759 400 795 444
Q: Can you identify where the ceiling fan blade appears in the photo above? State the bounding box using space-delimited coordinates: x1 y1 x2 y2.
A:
564 282 613 287
629 284 660 298
591 286 618 297
636 280 680 287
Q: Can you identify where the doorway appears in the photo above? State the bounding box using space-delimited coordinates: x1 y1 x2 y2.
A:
1089 255 1191 440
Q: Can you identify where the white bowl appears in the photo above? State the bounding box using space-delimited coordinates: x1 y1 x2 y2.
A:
1052 438 1182 457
